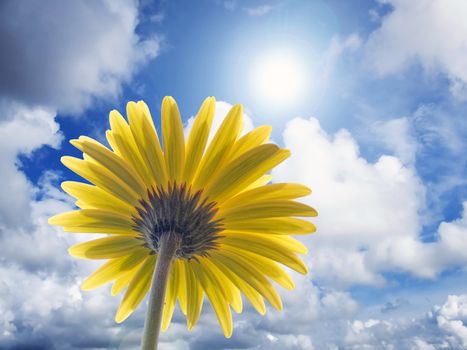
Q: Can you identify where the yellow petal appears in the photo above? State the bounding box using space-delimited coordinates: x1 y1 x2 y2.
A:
61 181 135 217
220 234 308 274
176 260 188 315
222 245 295 290
68 236 144 259
205 144 290 203
105 130 122 157
190 260 233 338
228 125 272 160
193 104 243 191
70 136 146 196
111 261 145 296
81 249 148 291
224 217 316 235
161 261 177 331
223 183 312 209
62 227 134 234
201 258 242 314
223 230 308 254
185 262 204 330
49 209 134 232
115 255 157 323
162 96 185 182
109 109 153 189
61 156 139 207
210 257 266 315
183 97 216 183
218 200 317 221
127 101 168 187
211 251 283 311
239 175 272 193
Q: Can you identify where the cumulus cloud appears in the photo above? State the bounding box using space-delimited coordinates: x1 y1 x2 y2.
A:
0 1 161 348
371 117 418 165
0 0 160 114
154 274 358 350
2 98 466 348
344 294 467 349
273 117 467 285
0 176 122 349
365 0 467 100
0 103 62 229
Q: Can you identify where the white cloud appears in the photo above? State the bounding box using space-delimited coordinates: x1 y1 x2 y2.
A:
273 116 467 286
0 103 62 229
435 295 467 348
165 274 357 350
0 0 160 114
243 5 274 17
365 0 467 100
344 294 467 349
0 179 124 349
0 1 161 347
371 117 418 165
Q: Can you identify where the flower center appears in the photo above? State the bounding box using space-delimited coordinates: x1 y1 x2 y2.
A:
132 183 223 259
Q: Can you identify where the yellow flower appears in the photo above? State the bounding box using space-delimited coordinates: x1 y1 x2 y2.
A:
49 96 317 338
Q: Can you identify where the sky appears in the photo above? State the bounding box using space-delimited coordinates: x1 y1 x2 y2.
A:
0 0 467 349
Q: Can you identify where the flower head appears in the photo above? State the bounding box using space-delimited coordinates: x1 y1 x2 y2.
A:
49 96 317 338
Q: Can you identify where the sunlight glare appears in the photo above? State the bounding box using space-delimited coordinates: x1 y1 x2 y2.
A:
252 51 305 107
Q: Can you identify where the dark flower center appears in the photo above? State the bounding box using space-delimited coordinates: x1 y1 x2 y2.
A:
132 183 223 259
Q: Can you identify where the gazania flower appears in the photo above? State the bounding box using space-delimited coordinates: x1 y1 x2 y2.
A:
49 96 317 347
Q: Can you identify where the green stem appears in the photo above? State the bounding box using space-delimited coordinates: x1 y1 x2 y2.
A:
141 234 179 350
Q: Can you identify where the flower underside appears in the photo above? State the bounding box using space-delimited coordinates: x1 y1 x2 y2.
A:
133 182 223 259
48 96 318 339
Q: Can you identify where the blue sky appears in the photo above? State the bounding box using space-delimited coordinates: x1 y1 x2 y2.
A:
1 0 467 349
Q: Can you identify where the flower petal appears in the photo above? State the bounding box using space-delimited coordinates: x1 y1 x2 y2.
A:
223 183 312 209
176 260 188 315
111 261 145 296
70 136 146 196
183 97 216 183
190 259 233 338
161 261 178 331
239 175 272 193
49 209 132 227
218 200 317 220
162 96 185 182
220 233 308 274
193 104 243 191
108 109 153 189
61 156 140 206
224 217 316 235
61 181 135 217
223 230 308 254
202 258 242 314
185 262 204 330
211 251 283 311
115 255 156 323
204 144 290 203
81 250 148 291
68 236 144 259
222 245 295 290
228 125 272 160
209 257 266 315
127 101 168 187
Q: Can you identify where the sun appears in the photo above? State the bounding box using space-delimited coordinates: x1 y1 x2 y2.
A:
251 50 305 107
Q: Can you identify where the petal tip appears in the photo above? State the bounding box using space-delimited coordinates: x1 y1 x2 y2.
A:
48 215 60 226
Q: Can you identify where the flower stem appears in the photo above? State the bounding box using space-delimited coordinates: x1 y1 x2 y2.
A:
141 233 179 350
